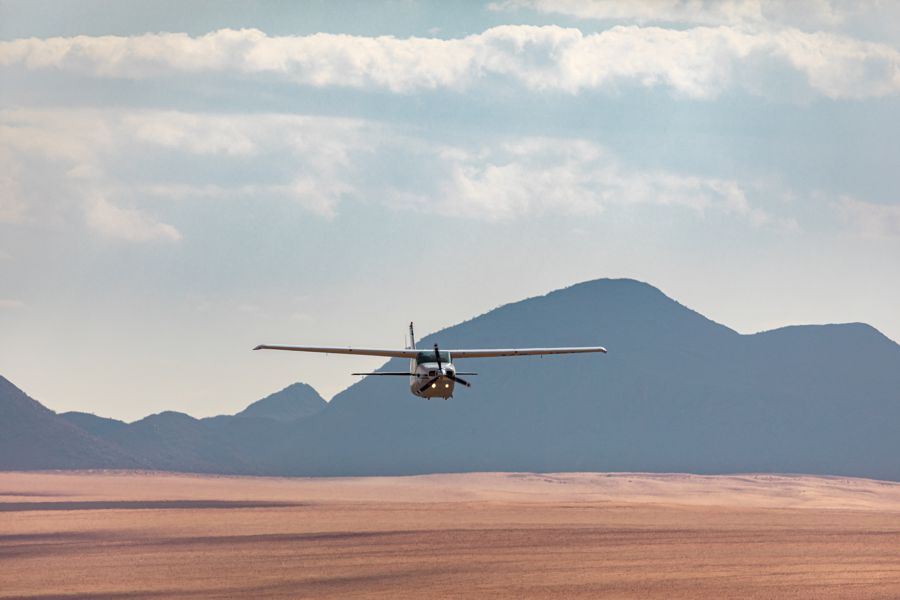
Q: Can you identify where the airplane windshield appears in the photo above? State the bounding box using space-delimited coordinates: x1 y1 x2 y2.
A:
416 350 452 364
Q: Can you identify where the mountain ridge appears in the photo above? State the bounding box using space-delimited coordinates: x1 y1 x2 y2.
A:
3 278 899 479
0 377 145 470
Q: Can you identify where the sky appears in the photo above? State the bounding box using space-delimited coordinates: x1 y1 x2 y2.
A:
1 0 899 421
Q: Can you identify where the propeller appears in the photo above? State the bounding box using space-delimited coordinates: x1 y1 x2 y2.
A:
437 343 473 387
449 374 471 387
418 376 442 393
416 344 472 392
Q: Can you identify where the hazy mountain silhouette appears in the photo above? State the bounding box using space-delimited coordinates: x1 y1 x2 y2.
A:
51 385 327 473
61 411 131 438
3 279 899 479
265 279 900 479
196 383 327 471
234 383 326 421
0 377 143 469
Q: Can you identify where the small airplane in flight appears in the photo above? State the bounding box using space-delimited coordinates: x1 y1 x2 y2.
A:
255 323 607 399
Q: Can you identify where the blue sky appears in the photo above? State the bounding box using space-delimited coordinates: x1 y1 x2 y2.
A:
1 1 899 420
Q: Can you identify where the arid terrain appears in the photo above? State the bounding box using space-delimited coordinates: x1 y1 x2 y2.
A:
2 471 900 599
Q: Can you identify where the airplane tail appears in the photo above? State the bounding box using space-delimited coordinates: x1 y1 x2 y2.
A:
408 322 416 349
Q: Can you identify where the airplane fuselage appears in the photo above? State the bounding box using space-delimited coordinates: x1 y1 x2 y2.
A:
410 359 457 399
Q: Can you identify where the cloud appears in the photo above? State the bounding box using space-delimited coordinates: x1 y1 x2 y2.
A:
0 109 366 236
395 137 771 223
120 111 766 222
1 108 786 231
838 196 900 239
2 25 899 100
0 299 27 309
286 177 349 219
124 111 364 218
86 195 181 242
490 0 848 30
0 109 120 230
125 112 258 157
0 109 180 241
0 150 27 223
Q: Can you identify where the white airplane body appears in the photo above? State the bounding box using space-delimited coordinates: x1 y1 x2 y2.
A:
255 323 607 399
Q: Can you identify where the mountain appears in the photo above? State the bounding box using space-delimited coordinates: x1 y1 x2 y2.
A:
54 391 326 474
3 278 900 480
234 383 326 421
0 376 143 469
106 411 264 473
61 411 131 438
0 379 326 473
264 279 900 479
55 410 265 474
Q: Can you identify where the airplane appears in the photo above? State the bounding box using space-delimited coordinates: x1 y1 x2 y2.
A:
254 322 607 399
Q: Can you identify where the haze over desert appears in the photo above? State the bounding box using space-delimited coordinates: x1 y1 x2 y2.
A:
2 471 900 599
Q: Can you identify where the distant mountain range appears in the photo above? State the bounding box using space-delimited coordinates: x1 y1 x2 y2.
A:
3 279 899 480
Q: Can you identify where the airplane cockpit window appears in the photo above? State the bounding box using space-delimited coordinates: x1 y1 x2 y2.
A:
416 350 452 364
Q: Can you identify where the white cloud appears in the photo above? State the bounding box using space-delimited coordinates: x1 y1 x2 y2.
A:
125 112 258 157
0 109 366 236
0 149 27 223
398 137 770 222
125 112 363 217
123 112 759 222
0 189 26 223
287 177 349 219
0 109 115 163
490 0 848 30
0 109 120 229
1 108 788 231
2 25 899 100
838 196 900 239
0 299 27 309
86 195 181 242
1 108 181 242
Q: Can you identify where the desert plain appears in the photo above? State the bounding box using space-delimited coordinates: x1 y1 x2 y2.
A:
2 471 900 599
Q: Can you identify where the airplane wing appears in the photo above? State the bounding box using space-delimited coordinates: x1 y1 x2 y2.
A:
351 372 413 376
352 371 478 376
254 345 606 358
253 345 418 358
448 347 607 358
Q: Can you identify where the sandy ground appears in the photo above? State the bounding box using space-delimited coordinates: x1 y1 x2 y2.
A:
2 471 900 599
